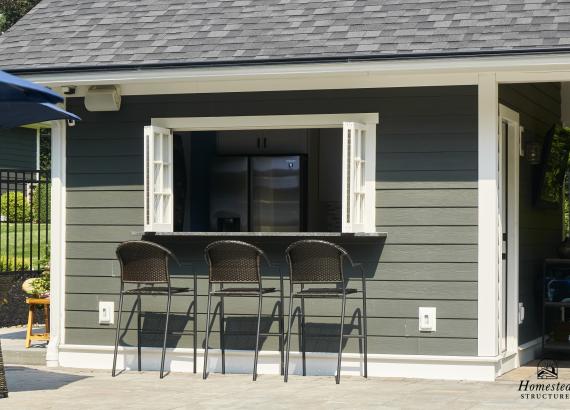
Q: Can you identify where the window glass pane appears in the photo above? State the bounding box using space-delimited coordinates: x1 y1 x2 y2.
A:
153 195 162 223
163 134 169 163
154 163 161 193
163 195 171 223
163 164 170 193
154 133 162 160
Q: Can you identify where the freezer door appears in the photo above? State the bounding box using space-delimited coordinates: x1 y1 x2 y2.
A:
250 156 303 232
209 157 249 232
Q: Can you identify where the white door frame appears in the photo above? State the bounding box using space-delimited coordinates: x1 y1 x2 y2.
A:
498 104 521 360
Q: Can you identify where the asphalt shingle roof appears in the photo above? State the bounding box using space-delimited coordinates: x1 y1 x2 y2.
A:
2 0 570 71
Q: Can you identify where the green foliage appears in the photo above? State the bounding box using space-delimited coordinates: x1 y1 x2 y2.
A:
540 125 570 205
0 255 31 271
39 129 51 171
30 267 49 296
0 191 31 222
32 182 50 223
0 0 41 32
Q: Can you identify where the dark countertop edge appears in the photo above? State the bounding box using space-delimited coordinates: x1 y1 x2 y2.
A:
135 231 387 238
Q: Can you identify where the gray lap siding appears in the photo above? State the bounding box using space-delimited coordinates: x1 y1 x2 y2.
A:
65 86 478 356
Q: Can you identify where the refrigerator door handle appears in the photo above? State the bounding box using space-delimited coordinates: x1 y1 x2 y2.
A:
257 137 261 150
263 137 267 149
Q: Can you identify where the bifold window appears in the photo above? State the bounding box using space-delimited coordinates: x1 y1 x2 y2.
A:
144 114 378 233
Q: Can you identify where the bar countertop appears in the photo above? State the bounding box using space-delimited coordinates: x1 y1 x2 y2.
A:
139 231 387 238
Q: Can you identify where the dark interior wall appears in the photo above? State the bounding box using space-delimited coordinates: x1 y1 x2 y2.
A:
499 83 562 344
0 127 36 169
65 86 478 356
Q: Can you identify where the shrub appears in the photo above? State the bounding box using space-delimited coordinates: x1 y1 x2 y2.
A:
32 182 51 223
0 191 31 222
0 255 32 272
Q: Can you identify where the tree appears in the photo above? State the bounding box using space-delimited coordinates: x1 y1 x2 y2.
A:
0 0 41 33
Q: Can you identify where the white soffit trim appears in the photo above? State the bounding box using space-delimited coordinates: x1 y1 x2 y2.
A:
21 53 570 96
152 113 379 131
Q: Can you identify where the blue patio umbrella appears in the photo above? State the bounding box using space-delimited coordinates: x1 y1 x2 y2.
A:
0 70 80 128
0 70 63 104
0 101 81 129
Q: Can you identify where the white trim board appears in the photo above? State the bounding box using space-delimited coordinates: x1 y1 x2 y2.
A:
151 113 379 131
477 73 500 357
47 120 67 367
58 345 501 382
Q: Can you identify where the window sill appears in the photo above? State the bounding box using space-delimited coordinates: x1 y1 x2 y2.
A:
139 231 387 238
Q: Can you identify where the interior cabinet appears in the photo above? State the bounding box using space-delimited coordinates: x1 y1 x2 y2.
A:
216 129 308 155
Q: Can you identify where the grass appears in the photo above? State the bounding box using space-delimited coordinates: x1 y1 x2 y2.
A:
0 223 49 271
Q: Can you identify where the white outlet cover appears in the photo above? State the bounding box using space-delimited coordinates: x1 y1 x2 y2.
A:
99 301 114 325
418 307 436 332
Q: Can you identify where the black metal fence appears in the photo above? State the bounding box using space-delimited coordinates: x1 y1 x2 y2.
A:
0 169 50 273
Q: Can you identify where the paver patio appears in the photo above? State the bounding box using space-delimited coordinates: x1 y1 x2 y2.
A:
3 364 570 409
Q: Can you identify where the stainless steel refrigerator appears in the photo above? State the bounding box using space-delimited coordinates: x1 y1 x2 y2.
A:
210 155 306 232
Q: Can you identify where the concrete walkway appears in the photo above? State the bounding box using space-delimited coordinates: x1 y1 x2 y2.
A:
3 365 570 409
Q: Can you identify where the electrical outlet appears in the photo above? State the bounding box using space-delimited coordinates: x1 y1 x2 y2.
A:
99 301 114 325
418 307 436 332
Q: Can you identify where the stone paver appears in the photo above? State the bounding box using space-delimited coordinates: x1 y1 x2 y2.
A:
2 365 570 409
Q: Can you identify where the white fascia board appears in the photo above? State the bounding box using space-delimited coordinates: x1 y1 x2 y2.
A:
20 52 570 96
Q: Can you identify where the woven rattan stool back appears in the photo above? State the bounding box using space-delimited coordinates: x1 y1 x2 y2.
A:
116 241 172 284
205 240 264 283
286 240 347 284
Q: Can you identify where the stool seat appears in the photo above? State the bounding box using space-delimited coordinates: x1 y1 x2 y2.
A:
25 297 50 348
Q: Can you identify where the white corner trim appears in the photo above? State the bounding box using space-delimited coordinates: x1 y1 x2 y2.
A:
478 73 500 357
151 113 379 131
47 120 66 367
58 344 500 381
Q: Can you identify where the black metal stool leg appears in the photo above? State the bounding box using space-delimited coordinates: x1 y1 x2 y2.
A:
279 275 285 376
336 292 347 384
253 292 263 381
160 290 172 379
284 293 295 382
300 286 306 377
193 271 198 374
362 290 368 378
203 284 213 379
220 286 226 374
112 288 124 377
137 294 142 372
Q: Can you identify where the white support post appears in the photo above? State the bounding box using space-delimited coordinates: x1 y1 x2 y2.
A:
47 120 66 367
478 73 499 357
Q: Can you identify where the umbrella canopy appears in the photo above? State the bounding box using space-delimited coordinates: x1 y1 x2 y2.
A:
0 101 81 129
0 70 63 104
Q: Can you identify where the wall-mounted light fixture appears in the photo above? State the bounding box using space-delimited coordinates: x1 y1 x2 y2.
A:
526 141 542 165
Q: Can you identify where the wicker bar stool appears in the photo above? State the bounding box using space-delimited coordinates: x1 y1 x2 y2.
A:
284 240 368 384
112 240 197 379
0 340 7 399
203 240 284 381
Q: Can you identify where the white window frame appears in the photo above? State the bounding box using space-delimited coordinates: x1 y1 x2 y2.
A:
146 113 379 233
144 125 173 232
